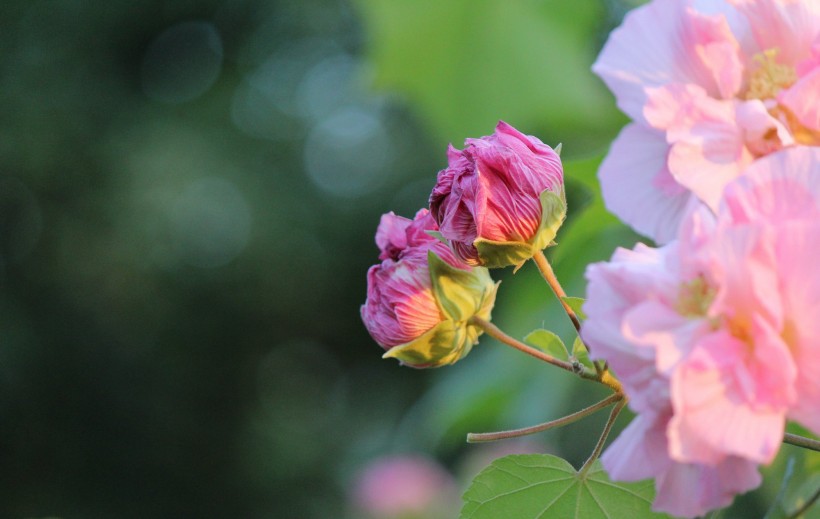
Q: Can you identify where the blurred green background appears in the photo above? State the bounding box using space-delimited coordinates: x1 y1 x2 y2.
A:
1 0 816 518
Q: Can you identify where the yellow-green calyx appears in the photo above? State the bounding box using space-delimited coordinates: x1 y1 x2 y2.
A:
382 251 498 367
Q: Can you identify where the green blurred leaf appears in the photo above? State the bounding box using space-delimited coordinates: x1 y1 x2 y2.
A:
460 454 671 518
764 457 797 519
553 155 643 287
524 329 567 359
572 337 594 369
560 296 587 320
355 0 620 144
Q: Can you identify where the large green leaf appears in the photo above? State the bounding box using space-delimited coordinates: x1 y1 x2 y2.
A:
354 0 621 145
461 454 671 519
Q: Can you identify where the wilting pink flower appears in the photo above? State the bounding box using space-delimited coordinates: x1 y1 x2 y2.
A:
429 121 565 268
362 209 497 368
351 455 458 519
582 148 820 517
593 0 820 242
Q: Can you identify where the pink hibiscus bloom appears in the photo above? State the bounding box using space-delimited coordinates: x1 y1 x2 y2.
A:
582 148 820 517
594 0 820 242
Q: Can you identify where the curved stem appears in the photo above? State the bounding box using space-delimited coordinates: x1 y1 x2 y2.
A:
467 393 623 443
470 316 576 373
783 432 820 453
532 250 581 334
785 484 820 519
579 398 627 478
470 316 623 393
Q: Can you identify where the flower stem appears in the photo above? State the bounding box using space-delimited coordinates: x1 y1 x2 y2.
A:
532 250 581 334
467 393 623 443
783 432 820 453
578 398 626 478
469 316 576 373
469 316 623 393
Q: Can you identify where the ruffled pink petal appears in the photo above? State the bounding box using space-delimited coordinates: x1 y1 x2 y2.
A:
601 411 671 482
592 0 738 122
687 7 745 98
728 0 820 65
597 123 693 243
779 66 820 132
652 456 761 518
704 224 783 330
375 212 411 260
719 147 820 223
775 221 820 434
644 84 753 211
668 327 790 465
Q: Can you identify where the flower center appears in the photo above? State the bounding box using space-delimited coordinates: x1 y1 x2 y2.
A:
675 276 715 318
744 49 796 101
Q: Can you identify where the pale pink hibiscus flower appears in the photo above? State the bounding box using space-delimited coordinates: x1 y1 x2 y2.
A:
582 148 820 517
594 0 820 242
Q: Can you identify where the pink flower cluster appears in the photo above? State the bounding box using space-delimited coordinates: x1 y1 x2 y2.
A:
583 148 820 517
594 0 820 243
361 122 564 367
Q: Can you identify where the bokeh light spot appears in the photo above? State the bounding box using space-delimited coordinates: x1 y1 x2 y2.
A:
169 177 251 268
141 21 223 104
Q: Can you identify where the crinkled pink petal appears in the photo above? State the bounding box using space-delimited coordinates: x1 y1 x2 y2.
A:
375 212 411 260
597 123 693 243
361 256 441 348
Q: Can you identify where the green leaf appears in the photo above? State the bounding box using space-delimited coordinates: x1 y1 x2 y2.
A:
561 296 587 320
524 329 568 359
531 189 567 252
572 337 593 369
461 454 671 519
354 0 622 145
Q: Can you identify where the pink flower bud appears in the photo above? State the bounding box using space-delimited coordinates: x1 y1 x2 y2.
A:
361 209 498 368
351 455 458 518
429 121 565 267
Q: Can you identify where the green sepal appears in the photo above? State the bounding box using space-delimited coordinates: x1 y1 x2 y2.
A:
529 188 567 252
382 319 470 368
473 239 534 269
560 296 587 320
428 250 497 322
424 229 448 244
524 329 568 359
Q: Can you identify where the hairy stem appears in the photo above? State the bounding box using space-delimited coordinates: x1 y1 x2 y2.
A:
532 250 581 334
467 393 623 443
783 432 820 453
469 316 622 393
578 398 626 477
469 316 576 373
